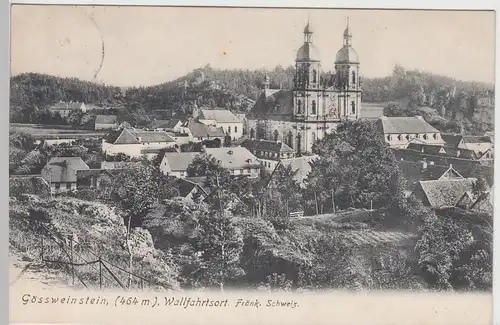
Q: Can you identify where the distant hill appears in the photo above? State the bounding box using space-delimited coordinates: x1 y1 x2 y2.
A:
10 65 494 131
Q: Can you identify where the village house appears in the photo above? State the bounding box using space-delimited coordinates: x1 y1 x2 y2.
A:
34 136 77 147
203 147 261 177
376 116 445 149
412 177 489 210
49 101 87 118
41 157 89 192
173 177 211 202
240 138 295 172
180 119 225 143
406 143 478 160
149 119 183 132
270 154 319 188
398 159 465 196
95 115 119 130
100 161 141 170
197 109 244 140
102 128 177 159
160 152 200 178
459 136 494 158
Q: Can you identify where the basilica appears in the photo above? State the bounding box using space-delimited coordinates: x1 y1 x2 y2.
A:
247 20 362 154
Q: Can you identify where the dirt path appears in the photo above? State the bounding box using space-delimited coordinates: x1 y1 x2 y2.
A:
9 253 74 291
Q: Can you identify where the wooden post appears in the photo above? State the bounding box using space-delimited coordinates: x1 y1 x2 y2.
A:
99 258 102 290
70 235 75 286
40 232 44 262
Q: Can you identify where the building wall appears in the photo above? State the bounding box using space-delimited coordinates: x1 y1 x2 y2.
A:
102 141 142 158
385 132 445 149
50 182 77 192
44 139 76 146
246 119 338 153
459 142 493 156
95 123 118 130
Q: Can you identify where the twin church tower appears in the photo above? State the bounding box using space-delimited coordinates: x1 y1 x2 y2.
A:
250 19 362 153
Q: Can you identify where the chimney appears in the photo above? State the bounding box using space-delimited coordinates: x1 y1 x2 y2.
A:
449 163 453 169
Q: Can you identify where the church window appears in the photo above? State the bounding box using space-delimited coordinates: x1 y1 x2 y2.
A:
297 100 302 114
296 134 302 153
313 70 317 83
287 131 293 148
312 100 317 114
352 71 356 85
351 101 356 114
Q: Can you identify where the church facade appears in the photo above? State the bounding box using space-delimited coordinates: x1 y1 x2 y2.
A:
247 20 362 154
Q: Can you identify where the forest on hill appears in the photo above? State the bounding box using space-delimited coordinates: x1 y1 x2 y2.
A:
10 65 494 133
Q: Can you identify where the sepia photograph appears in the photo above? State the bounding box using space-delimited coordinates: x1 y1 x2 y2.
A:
8 4 495 310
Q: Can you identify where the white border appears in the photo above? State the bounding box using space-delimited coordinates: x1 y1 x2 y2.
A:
3 1 499 325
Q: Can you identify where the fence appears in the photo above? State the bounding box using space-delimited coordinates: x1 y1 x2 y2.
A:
35 221 175 291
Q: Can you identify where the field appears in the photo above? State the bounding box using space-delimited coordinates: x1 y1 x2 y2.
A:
10 123 107 138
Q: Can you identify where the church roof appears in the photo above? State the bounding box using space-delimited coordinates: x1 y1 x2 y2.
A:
251 89 294 120
335 46 359 64
296 42 321 62
199 109 241 123
377 116 440 134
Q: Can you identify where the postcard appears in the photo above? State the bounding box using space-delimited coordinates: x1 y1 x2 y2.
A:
8 5 495 325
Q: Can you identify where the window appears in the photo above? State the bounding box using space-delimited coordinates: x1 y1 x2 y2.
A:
287 131 293 147
55 183 60 190
423 134 428 140
66 183 71 190
352 71 356 85
250 128 255 138
274 130 279 141
387 135 392 141
433 133 437 140
312 132 316 144
397 134 402 141
351 101 356 115
311 100 317 114
228 126 231 134
297 100 302 114
406 134 410 141
313 70 317 83
234 126 238 133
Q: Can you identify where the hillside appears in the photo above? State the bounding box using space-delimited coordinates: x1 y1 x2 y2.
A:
9 195 180 291
10 65 494 131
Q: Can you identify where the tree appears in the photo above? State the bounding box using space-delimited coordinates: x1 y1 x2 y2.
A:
98 161 179 287
306 120 406 213
196 210 244 290
186 154 231 192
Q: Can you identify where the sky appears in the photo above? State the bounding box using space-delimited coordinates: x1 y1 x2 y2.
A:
10 6 496 87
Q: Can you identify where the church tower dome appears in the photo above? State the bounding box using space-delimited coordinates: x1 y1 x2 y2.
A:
335 19 359 64
296 20 320 62
334 18 362 120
